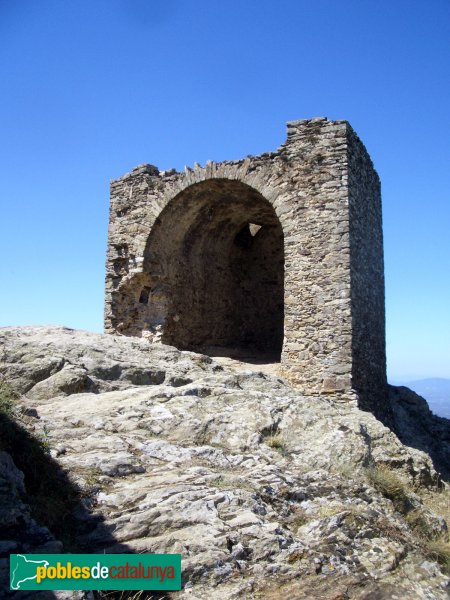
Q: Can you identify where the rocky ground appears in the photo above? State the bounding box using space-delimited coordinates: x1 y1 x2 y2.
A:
0 326 449 599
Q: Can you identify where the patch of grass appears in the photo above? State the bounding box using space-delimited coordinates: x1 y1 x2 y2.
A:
83 466 103 487
265 434 288 456
366 466 450 574
405 509 430 536
375 515 406 543
425 538 450 574
407 487 450 574
316 503 347 519
211 475 227 489
366 465 410 513
266 434 283 449
422 487 450 529
0 378 19 416
37 423 51 452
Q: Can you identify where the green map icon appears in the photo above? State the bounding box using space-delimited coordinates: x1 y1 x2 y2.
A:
10 554 49 590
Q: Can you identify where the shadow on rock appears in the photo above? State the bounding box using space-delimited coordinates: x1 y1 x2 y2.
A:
0 407 152 600
390 385 450 482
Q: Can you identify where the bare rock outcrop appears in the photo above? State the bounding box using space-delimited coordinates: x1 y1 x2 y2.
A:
390 385 450 481
0 326 449 599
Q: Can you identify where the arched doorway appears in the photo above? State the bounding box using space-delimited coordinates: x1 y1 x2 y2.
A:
138 179 284 360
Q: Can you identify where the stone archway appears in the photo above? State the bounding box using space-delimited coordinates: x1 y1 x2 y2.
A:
105 118 391 424
140 179 284 359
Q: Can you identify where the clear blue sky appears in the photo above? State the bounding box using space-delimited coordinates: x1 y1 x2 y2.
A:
1 0 449 381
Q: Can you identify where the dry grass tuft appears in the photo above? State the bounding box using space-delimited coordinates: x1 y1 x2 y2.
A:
425 538 450 573
366 465 410 513
421 486 450 528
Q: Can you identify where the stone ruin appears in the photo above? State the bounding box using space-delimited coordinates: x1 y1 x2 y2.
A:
105 117 390 422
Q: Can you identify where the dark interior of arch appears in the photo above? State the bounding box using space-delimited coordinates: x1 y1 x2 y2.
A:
142 179 284 359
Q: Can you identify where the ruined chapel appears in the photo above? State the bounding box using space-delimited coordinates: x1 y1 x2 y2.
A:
105 117 389 421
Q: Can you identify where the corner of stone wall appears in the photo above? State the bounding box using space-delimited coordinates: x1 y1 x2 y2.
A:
105 164 165 335
346 128 392 426
278 117 355 399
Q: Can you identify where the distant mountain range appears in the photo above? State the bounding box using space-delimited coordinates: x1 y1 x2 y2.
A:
401 378 450 419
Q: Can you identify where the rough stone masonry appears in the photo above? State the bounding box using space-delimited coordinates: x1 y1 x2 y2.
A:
104 117 390 422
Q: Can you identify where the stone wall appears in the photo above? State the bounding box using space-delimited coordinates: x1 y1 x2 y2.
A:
105 117 390 421
347 125 389 422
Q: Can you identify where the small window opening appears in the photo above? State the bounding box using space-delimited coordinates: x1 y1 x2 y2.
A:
234 223 263 249
249 223 262 237
139 286 151 304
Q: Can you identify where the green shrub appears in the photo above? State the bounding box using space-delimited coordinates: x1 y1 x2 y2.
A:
0 378 19 416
